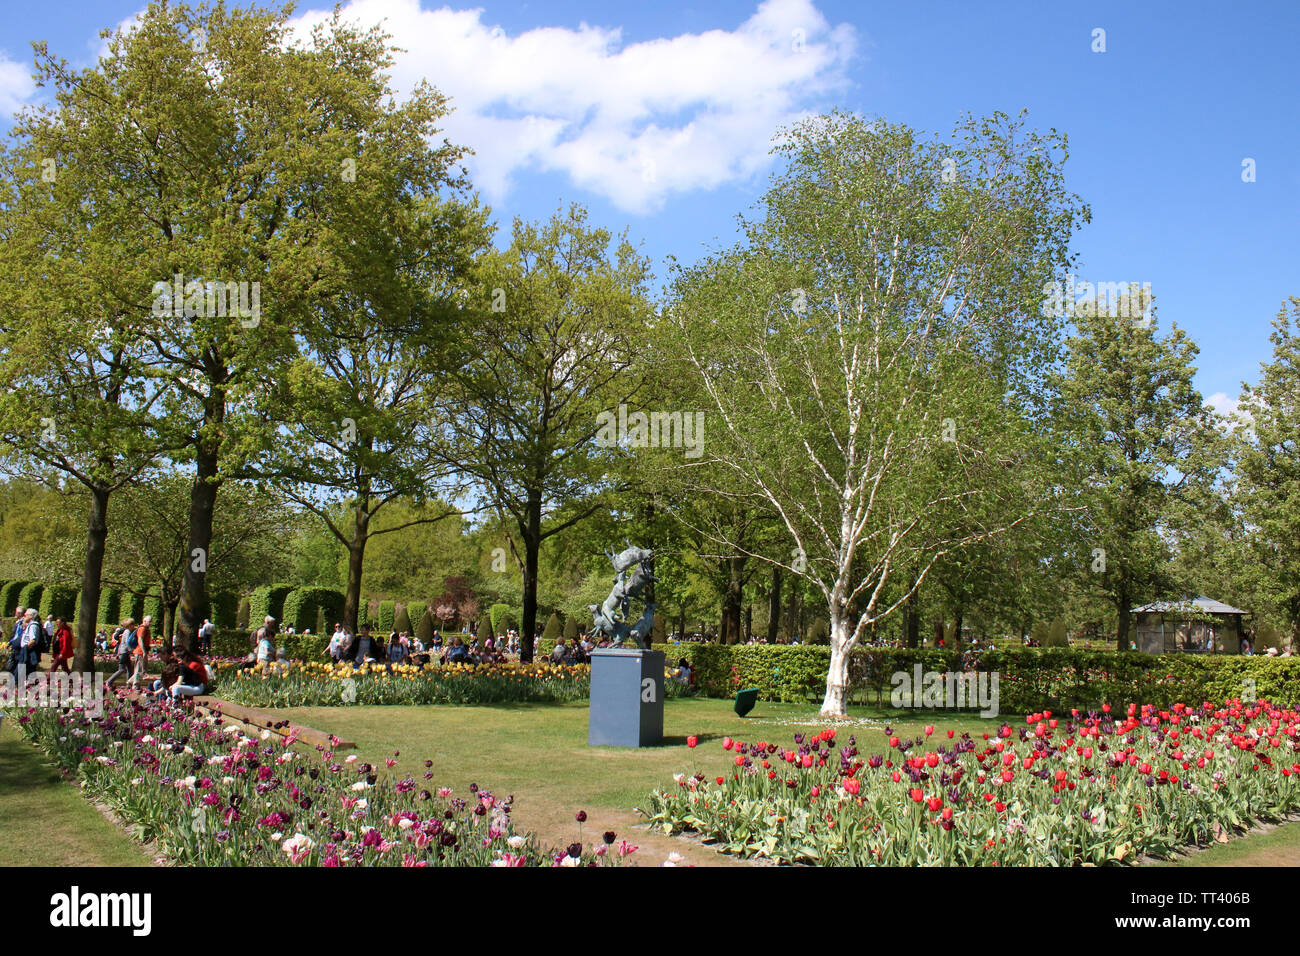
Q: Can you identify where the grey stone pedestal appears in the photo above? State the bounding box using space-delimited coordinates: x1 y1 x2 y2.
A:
587 648 664 747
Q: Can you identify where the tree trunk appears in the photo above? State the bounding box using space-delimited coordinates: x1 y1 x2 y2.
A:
821 614 853 717
73 485 111 674
952 611 962 652
342 506 370 633
721 555 744 644
905 592 920 648
176 440 221 653
1116 580 1132 651
744 604 752 643
767 566 781 644
519 490 542 663
162 602 176 651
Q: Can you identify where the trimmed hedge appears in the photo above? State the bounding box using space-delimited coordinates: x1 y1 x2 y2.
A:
97 589 123 626
249 584 295 626
637 643 1300 711
0 580 30 615
376 600 396 633
39 585 77 622
394 604 412 635
489 604 510 634
17 582 44 615
210 591 239 629
142 589 164 629
281 587 344 634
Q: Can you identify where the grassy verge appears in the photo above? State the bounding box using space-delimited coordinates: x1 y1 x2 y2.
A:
0 717 154 868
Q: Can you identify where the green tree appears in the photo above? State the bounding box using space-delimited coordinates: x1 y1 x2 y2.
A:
662 112 1086 716
1235 298 1300 646
1056 289 1224 648
436 205 654 661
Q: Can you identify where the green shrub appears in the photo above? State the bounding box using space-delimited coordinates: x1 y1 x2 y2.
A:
394 604 412 635
39 585 77 621
0 580 30 616
563 616 578 642
542 612 563 641
415 608 436 642
281 587 344 634
142 589 165 629
16 582 43 616
248 584 295 626
376 600 396 633
478 616 494 644
236 595 251 629
210 591 239 629
406 601 427 634
807 619 830 645
97 589 123 626
489 603 510 634
633 643 1300 712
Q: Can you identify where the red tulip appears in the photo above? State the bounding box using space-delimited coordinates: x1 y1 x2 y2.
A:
910 788 924 803
687 736 697 748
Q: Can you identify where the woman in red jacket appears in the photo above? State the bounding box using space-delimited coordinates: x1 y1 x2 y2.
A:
50 617 74 674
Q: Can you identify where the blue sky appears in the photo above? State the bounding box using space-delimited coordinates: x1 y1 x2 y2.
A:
2 0 1297 409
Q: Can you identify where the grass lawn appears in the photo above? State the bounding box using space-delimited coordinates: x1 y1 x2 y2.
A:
0 717 154 868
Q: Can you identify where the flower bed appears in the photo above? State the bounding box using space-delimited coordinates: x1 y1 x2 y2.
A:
641 699 1300 865
9 696 633 867
211 659 695 708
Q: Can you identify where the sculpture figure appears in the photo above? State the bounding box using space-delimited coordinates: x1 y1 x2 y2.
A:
589 542 656 649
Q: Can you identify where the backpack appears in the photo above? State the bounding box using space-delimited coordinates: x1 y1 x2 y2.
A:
124 629 139 653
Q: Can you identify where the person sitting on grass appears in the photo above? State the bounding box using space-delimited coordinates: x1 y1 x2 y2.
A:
167 649 209 701
670 657 693 685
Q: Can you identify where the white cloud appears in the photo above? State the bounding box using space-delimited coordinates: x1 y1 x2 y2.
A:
286 0 857 213
1206 391 1239 418
0 52 36 121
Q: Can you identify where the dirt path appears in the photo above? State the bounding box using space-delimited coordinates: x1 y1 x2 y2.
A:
506 802 757 867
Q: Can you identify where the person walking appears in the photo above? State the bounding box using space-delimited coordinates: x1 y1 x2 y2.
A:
127 616 153 690
50 617 74 674
106 619 135 689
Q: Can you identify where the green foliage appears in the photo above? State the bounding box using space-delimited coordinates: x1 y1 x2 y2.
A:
376 600 396 633
209 591 240 629
477 616 494 643
97 589 123 626
39 585 77 621
641 643 1300 712
142 589 164 630
394 604 413 635
248 585 295 627
415 608 436 642
489 603 510 634
807 619 830 645
405 602 427 634
1 580 32 616
16 582 44 616
542 612 563 641
236 595 251 629
563 616 578 642
1046 618 1070 647
281 588 345 635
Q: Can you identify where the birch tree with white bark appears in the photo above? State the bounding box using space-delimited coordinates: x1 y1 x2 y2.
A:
662 112 1087 716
